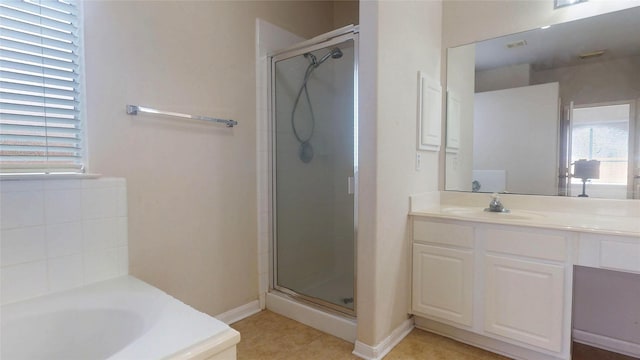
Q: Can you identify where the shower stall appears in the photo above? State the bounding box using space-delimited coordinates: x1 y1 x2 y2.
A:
270 29 358 317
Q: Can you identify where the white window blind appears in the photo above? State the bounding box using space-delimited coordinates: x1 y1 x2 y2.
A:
0 0 83 174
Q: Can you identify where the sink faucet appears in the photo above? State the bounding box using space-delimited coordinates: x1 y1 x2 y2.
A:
486 193 508 213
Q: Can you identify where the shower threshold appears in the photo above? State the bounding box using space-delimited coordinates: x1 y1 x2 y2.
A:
266 290 357 343
297 274 355 311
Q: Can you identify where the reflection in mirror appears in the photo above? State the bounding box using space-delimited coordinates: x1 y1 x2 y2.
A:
444 7 640 199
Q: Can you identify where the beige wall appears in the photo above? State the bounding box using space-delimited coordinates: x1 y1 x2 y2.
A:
357 1 379 345
83 1 339 317
531 55 640 106
334 0 360 29
475 63 531 93
358 0 442 346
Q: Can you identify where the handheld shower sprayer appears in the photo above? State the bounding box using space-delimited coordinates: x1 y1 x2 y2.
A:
318 48 343 65
292 47 344 163
304 48 343 68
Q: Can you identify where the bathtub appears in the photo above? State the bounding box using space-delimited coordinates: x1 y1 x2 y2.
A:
0 276 240 360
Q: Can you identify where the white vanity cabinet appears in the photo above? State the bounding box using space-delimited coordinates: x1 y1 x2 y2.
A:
413 244 473 326
411 217 574 360
483 255 565 351
482 228 570 352
412 220 474 326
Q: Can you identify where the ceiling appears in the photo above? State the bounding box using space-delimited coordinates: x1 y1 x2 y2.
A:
473 6 640 72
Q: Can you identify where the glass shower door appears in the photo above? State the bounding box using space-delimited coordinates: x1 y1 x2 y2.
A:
272 36 356 315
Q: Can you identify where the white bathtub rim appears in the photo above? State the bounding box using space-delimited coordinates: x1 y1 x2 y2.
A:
167 327 240 360
1 275 236 360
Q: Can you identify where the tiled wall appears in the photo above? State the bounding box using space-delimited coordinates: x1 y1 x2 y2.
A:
0 177 128 305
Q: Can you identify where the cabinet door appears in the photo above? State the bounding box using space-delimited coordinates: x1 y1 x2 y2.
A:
484 255 564 352
412 243 473 326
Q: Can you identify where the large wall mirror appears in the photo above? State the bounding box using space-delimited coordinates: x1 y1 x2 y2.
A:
444 7 640 199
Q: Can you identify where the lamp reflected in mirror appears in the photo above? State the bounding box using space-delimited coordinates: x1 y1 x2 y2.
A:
573 159 600 197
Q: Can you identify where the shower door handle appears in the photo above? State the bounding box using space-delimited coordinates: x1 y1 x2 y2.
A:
347 176 355 195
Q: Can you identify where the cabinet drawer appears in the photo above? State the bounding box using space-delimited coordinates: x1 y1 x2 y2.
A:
414 220 474 248
600 239 640 273
486 228 567 262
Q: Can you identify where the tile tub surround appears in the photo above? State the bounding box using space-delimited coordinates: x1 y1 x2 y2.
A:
0 177 128 304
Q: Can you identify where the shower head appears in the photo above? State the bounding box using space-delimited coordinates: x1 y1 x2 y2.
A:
330 48 343 59
317 48 343 66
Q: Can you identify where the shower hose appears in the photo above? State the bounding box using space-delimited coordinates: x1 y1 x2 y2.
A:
290 61 318 163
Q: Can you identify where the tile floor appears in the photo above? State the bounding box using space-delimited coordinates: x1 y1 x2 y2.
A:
232 310 638 360
231 310 506 359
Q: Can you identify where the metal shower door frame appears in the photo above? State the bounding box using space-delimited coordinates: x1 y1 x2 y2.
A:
268 28 359 317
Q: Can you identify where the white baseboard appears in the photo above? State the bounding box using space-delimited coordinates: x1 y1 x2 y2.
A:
415 317 568 360
573 329 640 358
215 300 261 325
352 317 414 360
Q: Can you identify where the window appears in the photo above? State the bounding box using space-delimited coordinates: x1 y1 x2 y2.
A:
571 104 629 185
0 0 83 174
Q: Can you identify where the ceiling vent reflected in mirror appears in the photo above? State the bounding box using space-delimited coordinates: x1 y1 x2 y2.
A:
554 0 588 9
578 50 606 60
506 40 527 49
471 7 640 72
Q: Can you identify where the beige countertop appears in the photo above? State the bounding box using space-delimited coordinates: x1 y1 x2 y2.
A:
410 205 640 238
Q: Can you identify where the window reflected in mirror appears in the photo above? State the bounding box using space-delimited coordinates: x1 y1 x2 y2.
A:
570 104 630 198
